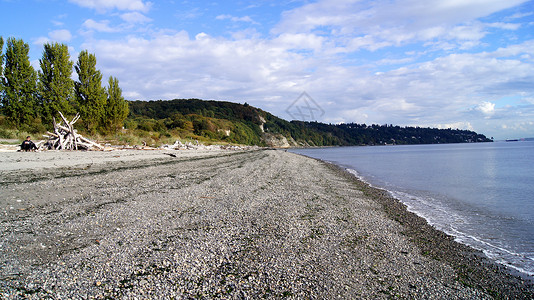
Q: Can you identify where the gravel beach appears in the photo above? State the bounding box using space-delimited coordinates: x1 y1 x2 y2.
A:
1 149 532 299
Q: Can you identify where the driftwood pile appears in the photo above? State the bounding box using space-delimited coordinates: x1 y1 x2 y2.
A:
42 111 104 150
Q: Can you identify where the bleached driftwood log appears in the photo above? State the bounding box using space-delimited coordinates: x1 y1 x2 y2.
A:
42 111 104 151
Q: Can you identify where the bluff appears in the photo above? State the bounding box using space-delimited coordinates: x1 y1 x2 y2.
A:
128 99 492 147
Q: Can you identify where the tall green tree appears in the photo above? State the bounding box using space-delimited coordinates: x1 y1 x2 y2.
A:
105 76 129 132
0 36 5 109
0 36 4 76
75 50 106 132
1 38 38 125
38 42 74 124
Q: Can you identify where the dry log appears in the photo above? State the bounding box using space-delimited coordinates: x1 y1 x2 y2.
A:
78 135 104 150
42 111 104 151
45 131 59 138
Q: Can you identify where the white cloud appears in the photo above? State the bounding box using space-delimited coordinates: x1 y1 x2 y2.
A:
49 29 72 42
499 121 534 134
505 11 534 20
120 12 152 24
487 22 522 30
175 8 203 20
447 23 486 41
474 101 496 117
336 109 369 124
216 14 258 25
35 29 72 45
272 0 529 52
83 31 315 101
68 0 152 13
432 122 474 131
375 57 416 66
273 33 325 51
34 37 50 46
491 40 534 57
82 19 120 33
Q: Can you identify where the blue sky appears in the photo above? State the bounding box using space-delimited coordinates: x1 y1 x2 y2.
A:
1 0 534 140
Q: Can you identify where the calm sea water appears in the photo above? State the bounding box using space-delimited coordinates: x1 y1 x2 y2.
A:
291 141 534 276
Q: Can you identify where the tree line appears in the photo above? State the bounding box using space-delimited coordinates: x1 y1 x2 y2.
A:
129 98 492 146
294 122 492 145
128 99 265 145
0 36 129 134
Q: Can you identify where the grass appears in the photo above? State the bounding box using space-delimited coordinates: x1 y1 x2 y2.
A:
0 123 243 148
0 113 249 148
84 128 247 148
0 127 39 141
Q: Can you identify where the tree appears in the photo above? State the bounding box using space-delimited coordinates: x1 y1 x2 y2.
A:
0 36 4 78
0 36 4 110
1 38 38 125
75 50 106 132
105 76 129 132
38 42 74 124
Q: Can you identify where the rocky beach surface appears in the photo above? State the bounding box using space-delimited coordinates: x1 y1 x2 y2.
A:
1 149 532 299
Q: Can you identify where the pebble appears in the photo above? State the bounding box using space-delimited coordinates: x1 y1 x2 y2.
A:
0 150 532 299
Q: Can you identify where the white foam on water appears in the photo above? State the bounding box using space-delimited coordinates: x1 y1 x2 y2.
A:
345 167 534 276
292 145 534 278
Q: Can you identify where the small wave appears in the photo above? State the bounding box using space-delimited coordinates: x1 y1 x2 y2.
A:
345 167 534 276
449 227 534 276
296 145 534 279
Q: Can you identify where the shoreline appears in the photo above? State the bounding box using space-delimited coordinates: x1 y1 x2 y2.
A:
318 157 534 289
1 149 532 298
292 149 534 283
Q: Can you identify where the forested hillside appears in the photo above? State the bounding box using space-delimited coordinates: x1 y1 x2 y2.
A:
128 99 492 147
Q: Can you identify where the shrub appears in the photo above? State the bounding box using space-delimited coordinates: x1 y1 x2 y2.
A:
0 128 15 139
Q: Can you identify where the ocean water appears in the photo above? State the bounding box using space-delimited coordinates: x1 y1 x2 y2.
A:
290 141 534 276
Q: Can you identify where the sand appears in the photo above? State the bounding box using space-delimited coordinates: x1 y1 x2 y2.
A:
0 149 532 298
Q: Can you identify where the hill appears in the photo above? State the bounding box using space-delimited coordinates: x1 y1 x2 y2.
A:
127 99 492 147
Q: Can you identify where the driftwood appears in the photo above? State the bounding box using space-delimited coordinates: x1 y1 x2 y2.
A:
42 111 104 151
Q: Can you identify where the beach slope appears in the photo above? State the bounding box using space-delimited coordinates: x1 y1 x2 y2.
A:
0 149 531 298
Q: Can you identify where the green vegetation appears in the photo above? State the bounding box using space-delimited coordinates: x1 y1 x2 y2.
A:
75 50 107 133
127 99 265 146
39 42 75 124
127 98 492 147
290 122 492 145
105 76 130 133
2 37 39 126
0 36 129 142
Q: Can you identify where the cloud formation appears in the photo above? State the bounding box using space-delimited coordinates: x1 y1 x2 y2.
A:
216 15 258 25
34 29 73 45
68 0 152 13
48 29 72 42
474 102 496 118
121 12 152 24
15 0 534 139
82 19 119 33
273 0 527 51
